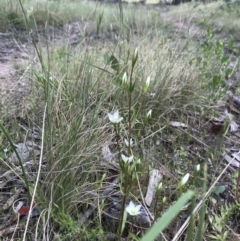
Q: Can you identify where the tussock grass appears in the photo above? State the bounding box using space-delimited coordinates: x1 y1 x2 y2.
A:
25 30 225 239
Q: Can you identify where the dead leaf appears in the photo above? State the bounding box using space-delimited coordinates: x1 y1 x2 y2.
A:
230 120 239 132
0 224 18 236
2 188 23 211
12 201 40 221
170 121 188 128
229 97 240 114
223 152 240 168
159 167 172 178
210 123 224 135
18 206 31 216
233 95 240 107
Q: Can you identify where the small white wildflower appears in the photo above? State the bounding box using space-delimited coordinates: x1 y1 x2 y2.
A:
196 164 200 172
146 109 152 118
121 154 134 163
180 173 190 186
126 201 141 216
124 138 133 147
107 110 123 124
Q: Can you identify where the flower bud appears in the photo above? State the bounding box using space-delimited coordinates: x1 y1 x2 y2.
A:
122 72 127 86
196 164 200 172
144 76 151 93
102 173 107 181
158 182 163 192
124 138 133 147
180 173 190 186
132 48 138 67
146 109 152 119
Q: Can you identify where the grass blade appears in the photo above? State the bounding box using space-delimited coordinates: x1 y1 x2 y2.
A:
141 190 194 241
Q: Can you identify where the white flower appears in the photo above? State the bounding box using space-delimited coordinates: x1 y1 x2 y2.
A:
107 110 123 124
126 201 141 216
196 164 200 172
146 109 152 118
124 138 133 147
180 173 190 186
121 154 134 163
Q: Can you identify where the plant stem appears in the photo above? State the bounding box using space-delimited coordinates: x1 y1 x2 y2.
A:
127 64 134 156
117 64 134 240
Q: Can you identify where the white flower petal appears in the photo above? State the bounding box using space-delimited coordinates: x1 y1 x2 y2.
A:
107 113 114 122
128 155 134 163
124 138 133 147
121 154 134 163
113 110 119 119
126 201 141 216
121 154 128 162
107 110 123 124
135 205 142 212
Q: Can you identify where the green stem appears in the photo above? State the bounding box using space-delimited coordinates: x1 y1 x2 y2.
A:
118 187 128 239
127 65 134 156
117 64 135 240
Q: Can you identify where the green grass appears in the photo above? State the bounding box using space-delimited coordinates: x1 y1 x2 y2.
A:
0 0 163 35
0 0 239 240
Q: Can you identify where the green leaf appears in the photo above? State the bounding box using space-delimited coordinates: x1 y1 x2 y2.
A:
104 54 119 72
141 190 194 241
213 186 225 195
